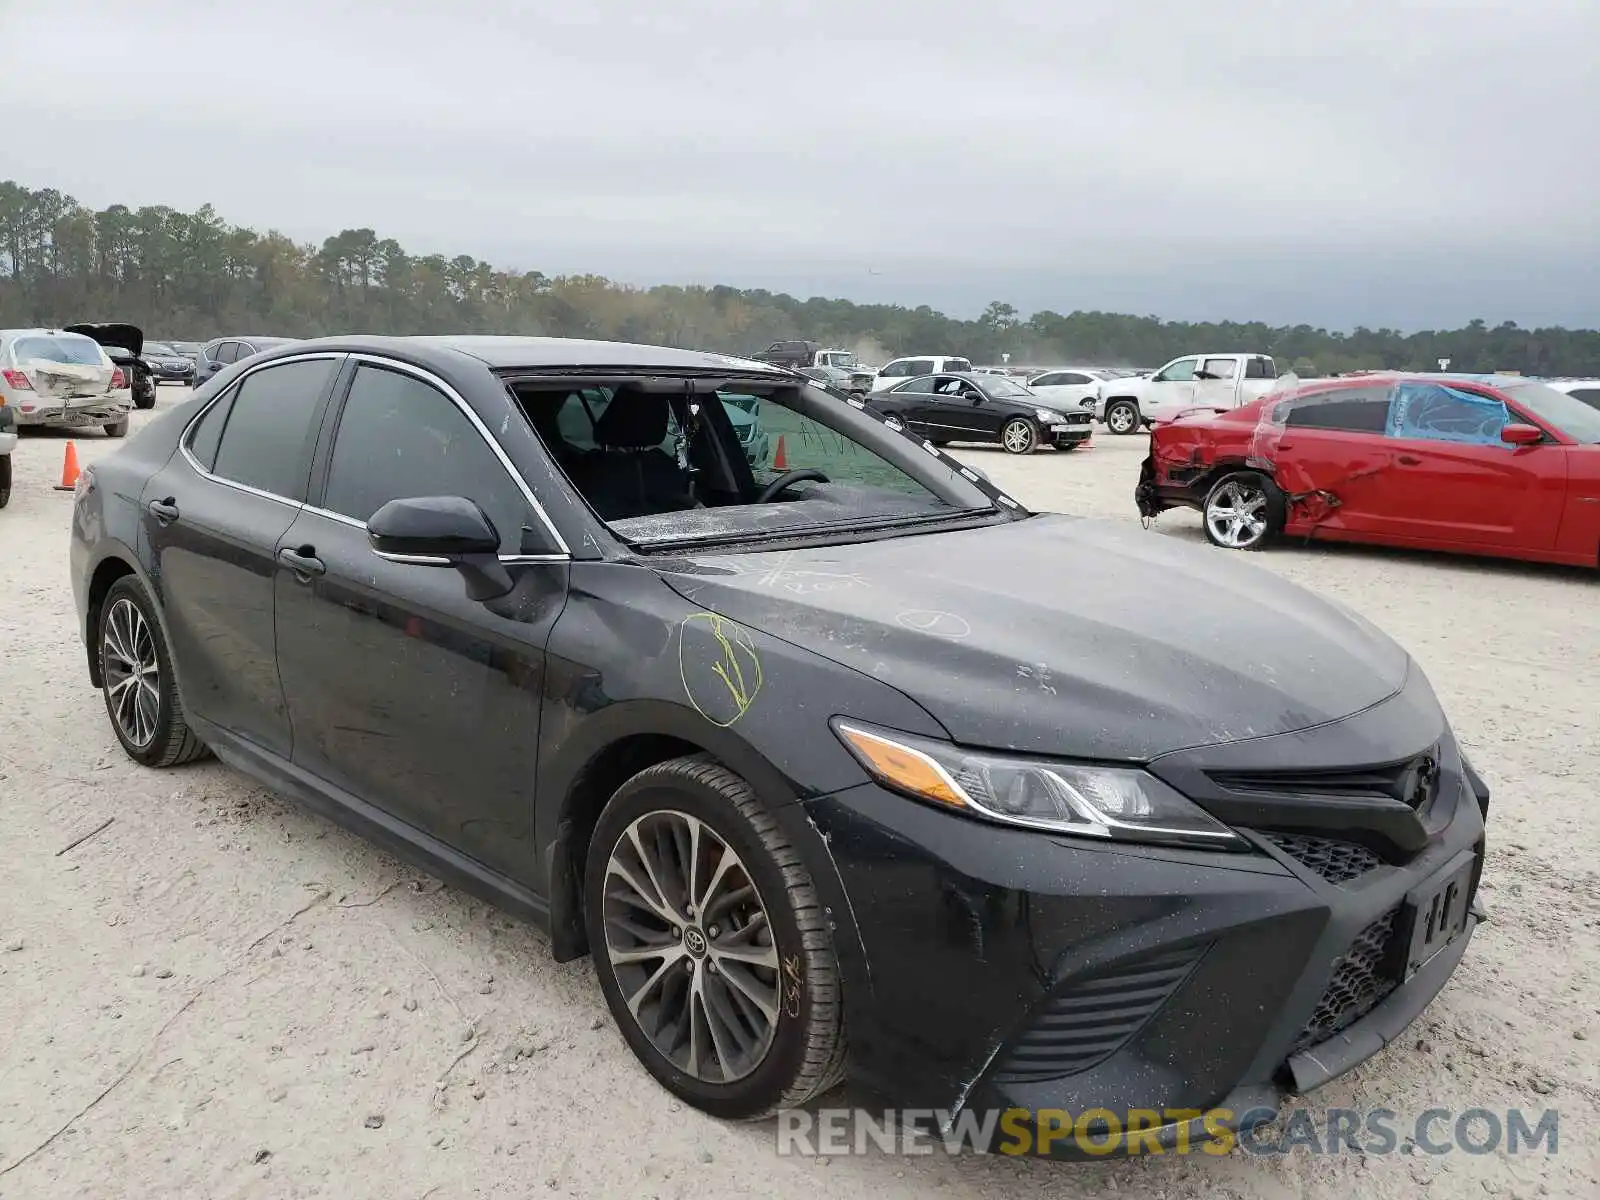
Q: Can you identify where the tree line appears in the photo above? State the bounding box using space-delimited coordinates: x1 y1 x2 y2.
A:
3 180 1598 376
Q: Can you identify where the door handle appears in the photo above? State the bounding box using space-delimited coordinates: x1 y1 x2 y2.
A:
1277 440 1295 450
147 498 179 524
277 546 326 581
1397 454 1422 466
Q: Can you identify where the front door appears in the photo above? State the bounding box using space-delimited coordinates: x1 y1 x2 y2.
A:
141 355 343 756
1268 384 1397 536
1144 357 1199 420
1380 383 1566 550
273 360 567 880
925 376 996 440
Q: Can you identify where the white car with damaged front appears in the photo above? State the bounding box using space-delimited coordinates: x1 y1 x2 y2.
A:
0 329 134 439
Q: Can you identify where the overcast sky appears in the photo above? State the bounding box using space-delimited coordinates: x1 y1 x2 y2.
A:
4 0 1597 329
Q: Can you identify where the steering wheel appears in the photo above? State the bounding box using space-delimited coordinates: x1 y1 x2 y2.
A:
757 468 830 503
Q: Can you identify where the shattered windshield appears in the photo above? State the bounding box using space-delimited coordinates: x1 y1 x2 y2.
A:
511 378 1005 549
11 336 106 366
1504 382 1600 444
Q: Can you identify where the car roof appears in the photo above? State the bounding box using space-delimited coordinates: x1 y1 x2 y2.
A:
272 334 785 374
1 327 104 340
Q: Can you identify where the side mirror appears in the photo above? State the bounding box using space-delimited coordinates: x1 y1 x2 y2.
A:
1500 423 1542 446
367 495 513 601
963 390 984 403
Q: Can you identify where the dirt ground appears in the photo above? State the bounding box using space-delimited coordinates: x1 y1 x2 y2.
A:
1 391 1595 1199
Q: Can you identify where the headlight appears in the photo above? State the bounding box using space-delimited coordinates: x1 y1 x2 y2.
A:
833 720 1247 850
1035 408 1064 423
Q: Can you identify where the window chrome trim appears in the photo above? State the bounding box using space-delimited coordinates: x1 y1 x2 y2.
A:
177 351 348 508
346 353 572 558
301 503 568 567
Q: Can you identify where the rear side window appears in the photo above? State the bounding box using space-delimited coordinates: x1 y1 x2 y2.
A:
1569 387 1600 409
1283 386 1393 432
896 377 937 394
322 365 534 553
1245 356 1276 379
209 342 236 365
944 358 973 373
907 358 936 376
186 386 238 470
210 358 337 498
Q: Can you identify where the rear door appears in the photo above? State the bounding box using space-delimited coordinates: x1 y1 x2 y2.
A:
1268 385 1397 535
1380 382 1566 550
140 353 344 756
1193 356 1243 411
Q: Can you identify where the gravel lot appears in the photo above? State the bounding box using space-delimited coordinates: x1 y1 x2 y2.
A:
1 390 1595 1199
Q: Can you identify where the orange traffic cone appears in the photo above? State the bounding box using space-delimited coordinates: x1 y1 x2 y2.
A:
53 441 82 491
772 435 788 470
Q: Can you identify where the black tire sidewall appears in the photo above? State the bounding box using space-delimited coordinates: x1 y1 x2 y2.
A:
1202 470 1285 550
0 455 11 507
1001 418 1036 454
1107 401 1138 434
98 577 179 764
584 770 816 1119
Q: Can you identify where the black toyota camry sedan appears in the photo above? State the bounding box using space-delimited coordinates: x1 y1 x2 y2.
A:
70 336 1486 1154
866 370 1093 453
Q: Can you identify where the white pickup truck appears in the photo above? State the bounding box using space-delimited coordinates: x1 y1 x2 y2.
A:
1095 353 1280 434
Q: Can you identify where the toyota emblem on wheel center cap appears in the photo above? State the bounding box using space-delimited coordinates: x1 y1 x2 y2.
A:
683 927 708 957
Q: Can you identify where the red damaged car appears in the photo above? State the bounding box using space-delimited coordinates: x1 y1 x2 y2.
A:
1136 373 1600 567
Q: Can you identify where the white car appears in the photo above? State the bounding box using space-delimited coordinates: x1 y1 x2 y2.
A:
1547 378 1600 411
0 328 133 439
1094 353 1279 433
869 354 975 392
1026 367 1121 417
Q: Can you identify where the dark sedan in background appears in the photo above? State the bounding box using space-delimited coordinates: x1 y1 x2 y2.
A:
867 370 1093 452
193 335 296 389
142 341 198 385
71 335 1484 1156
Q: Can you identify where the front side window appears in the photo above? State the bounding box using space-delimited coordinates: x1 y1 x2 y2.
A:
209 358 337 498
1387 383 1509 446
510 378 999 547
322 365 536 553
1154 358 1197 383
210 342 237 365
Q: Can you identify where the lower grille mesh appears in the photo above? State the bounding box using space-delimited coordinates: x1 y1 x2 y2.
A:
1262 832 1383 885
1291 908 1400 1054
992 944 1208 1084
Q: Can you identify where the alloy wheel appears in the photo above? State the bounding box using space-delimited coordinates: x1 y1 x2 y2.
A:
103 597 160 747
1205 479 1270 548
1002 419 1036 454
1107 403 1138 434
601 810 780 1085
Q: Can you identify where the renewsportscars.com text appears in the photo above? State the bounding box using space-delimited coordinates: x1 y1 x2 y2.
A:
776 1107 1561 1157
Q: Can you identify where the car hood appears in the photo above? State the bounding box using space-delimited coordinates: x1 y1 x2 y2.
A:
64 322 143 357
654 514 1411 761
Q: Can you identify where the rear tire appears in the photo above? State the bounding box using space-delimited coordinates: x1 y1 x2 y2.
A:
104 417 130 438
0 455 11 508
585 755 847 1120
1105 400 1140 435
1201 470 1285 551
134 389 156 410
98 576 210 767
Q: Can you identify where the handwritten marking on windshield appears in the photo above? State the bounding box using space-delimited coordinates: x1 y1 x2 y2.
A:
678 612 764 727
895 610 971 640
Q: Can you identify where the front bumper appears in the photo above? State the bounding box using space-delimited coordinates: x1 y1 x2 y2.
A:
801 713 1486 1158
150 363 195 382
1049 424 1093 446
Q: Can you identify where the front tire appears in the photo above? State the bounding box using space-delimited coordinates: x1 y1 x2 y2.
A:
98 577 210 766
1105 400 1140 435
1000 417 1038 454
585 755 847 1120
1202 471 1285 551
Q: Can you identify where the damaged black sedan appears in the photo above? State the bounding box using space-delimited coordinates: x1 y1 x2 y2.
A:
70 336 1486 1155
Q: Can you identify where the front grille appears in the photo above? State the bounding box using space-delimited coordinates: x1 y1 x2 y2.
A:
1261 832 1382 885
1290 908 1400 1054
992 944 1208 1084
1210 747 1443 813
